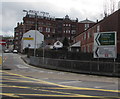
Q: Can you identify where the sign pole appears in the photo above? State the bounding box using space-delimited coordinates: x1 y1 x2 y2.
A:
113 58 116 73
97 58 99 71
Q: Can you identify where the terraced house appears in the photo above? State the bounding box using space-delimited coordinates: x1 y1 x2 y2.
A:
73 9 120 54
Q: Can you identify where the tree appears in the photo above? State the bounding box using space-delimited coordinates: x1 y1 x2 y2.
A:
62 37 69 50
103 0 116 17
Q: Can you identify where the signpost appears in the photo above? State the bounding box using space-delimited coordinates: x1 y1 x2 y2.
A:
94 32 117 58
0 36 3 67
94 31 117 73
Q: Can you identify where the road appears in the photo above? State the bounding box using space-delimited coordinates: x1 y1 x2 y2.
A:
0 53 120 99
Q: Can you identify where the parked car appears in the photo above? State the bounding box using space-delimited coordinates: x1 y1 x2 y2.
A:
13 50 18 53
4 49 10 53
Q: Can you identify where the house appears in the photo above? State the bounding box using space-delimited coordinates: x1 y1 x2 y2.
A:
73 9 120 54
21 30 44 52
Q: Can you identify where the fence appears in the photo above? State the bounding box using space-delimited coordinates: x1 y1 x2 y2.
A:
28 49 120 62
30 56 120 77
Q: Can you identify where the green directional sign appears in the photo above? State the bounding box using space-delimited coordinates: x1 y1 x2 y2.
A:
98 33 115 45
94 32 117 58
95 32 116 46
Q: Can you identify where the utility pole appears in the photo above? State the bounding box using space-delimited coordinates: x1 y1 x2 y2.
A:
23 10 39 57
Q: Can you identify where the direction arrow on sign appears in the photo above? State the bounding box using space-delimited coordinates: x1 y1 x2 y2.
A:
94 46 116 58
95 32 116 46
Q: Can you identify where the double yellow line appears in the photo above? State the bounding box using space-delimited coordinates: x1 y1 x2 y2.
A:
1 71 120 98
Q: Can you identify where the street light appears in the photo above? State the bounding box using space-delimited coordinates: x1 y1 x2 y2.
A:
23 10 39 57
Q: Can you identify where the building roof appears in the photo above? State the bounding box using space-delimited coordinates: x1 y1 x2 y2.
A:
80 18 95 23
71 41 81 47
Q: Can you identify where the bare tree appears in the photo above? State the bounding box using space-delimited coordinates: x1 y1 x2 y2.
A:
109 0 116 14
103 0 116 18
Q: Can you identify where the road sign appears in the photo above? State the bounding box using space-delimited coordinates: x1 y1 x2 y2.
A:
94 46 116 58
94 32 116 46
94 31 117 58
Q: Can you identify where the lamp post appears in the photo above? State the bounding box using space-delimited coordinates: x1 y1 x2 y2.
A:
34 12 37 57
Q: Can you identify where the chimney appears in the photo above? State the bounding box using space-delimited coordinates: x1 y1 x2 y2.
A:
17 22 19 26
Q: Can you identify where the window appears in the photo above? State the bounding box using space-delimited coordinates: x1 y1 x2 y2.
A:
97 25 100 32
16 33 18 36
53 29 55 33
16 37 18 39
46 28 50 32
85 24 89 30
48 34 50 37
68 37 70 40
84 33 86 40
38 27 43 32
71 30 76 34
66 30 70 33
63 24 65 26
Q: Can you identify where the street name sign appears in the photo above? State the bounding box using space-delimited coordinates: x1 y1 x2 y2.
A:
94 32 117 58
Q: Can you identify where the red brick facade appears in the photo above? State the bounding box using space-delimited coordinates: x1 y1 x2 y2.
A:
14 14 95 51
74 9 120 54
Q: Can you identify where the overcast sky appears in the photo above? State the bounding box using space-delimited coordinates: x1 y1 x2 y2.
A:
0 0 119 37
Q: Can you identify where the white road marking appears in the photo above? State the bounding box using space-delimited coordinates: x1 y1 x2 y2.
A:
39 71 45 73
58 72 65 75
48 72 53 74
16 65 29 68
94 86 101 88
58 81 82 84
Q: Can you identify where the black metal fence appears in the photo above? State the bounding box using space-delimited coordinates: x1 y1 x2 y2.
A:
28 49 120 62
30 56 120 77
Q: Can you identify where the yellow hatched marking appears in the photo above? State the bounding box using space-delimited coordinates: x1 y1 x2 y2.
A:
0 93 102 98
2 84 99 98
3 71 120 93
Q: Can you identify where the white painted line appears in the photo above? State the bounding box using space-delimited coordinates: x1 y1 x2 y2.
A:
16 65 29 68
58 72 65 75
48 72 53 74
94 86 101 89
58 81 82 84
39 71 44 73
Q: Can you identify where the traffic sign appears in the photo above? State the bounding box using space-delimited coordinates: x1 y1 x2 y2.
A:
94 31 117 58
94 32 116 46
94 46 117 58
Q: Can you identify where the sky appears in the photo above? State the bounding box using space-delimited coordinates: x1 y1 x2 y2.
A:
0 0 120 37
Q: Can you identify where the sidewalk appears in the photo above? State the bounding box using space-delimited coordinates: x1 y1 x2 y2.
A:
21 55 30 65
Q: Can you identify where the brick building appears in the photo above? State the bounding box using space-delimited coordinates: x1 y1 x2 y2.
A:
73 9 120 54
14 12 95 51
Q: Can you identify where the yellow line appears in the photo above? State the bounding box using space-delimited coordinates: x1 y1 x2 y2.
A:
3 71 120 93
2 80 45 83
0 56 2 65
0 93 20 98
2 84 99 98
0 93 101 98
